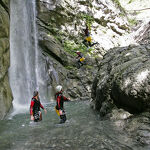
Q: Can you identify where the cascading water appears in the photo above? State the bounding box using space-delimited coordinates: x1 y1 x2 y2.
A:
9 0 50 115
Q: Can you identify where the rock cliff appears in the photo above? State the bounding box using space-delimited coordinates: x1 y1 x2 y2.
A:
37 0 129 99
0 0 13 119
90 0 150 116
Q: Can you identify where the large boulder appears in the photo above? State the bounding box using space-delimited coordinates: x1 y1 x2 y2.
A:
0 1 13 119
91 44 150 115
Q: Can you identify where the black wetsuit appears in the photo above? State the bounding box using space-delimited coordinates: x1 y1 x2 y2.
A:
30 97 44 122
55 92 69 123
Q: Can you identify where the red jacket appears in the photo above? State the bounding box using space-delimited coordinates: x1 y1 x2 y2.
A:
55 92 69 110
30 97 44 115
76 52 83 59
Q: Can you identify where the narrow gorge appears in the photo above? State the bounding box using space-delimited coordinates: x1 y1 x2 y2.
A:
0 0 150 149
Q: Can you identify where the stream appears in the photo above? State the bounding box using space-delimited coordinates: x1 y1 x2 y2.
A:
0 100 147 150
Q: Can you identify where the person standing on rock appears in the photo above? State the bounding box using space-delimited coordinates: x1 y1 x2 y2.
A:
82 24 98 48
55 85 70 124
30 91 47 122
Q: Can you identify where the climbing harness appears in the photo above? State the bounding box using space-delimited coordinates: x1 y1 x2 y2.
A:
55 106 60 116
80 57 85 62
86 36 92 42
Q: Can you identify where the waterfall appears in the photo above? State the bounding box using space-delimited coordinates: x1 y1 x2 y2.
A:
9 0 50 115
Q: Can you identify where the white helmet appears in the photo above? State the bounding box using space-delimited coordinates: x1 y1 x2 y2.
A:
56 85 62 92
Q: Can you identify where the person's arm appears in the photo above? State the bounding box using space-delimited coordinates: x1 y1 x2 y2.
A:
40 103 47 114
63 96 70 101
30 100 34 120
30 100 34 115
80 53 83 57
57 96 61 109
76 54 80 59
40 103 44 109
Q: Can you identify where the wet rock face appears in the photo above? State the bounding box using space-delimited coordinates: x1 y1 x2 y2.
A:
91 44 150 115
0 0 13 119
135 22 150 45
124 111 150 146
38 32 69 66
37 0 129 53
36 0 129 100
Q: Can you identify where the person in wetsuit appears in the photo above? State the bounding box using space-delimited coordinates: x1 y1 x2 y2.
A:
76 51 85 68
82 25 98 48
30 91 47 122
55 85 70 124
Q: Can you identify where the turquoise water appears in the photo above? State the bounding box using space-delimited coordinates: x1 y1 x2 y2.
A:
0 101 146 150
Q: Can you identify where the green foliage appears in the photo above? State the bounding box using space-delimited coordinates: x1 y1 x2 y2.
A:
113 0 121 6
79 13 94 29
65 65 76 70
119 12 125 17
81 14 94 23
85 65 93 69
78 0 93 8
128 0 134 4
112 0 126 14
63 40 88 56
78 1 86 5
128 18 137 26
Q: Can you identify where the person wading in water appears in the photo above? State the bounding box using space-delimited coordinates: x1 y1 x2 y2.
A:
30 91 47 122
55 85 70 124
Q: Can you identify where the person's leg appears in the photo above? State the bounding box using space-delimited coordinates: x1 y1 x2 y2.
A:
88 41 92 47
82 39 88 47
76 60 81 68
39 111 42 121
34 111 40 122
90 42 98 47
79 61 83 66
60 115 66 123
59 110 67 123
55 107 60 116
63 114 67 122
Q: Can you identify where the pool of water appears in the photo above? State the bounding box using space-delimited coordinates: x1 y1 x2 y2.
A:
0 101 147 150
